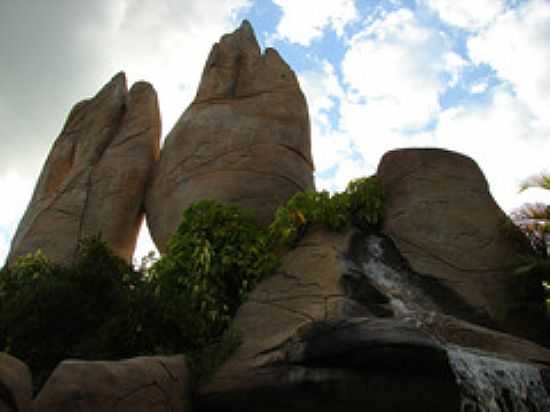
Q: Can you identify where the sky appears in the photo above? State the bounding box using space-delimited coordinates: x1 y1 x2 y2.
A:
1 0 550 265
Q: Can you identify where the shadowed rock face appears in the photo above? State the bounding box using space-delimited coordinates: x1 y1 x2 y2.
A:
7 73 161 265
0 353 32 412
34 356 191 412
376 148 547 341
146 20 314 253
198 228 550 412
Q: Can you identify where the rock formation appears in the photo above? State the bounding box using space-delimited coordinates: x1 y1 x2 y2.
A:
377 148 546 341
34 356 191 412
145 20 314 252
3 20 550 412
0 353 32 412
7 73 161 265
199 227 550 411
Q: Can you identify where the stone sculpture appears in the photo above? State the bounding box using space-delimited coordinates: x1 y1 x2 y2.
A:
145 20 314 252
7 73 160 265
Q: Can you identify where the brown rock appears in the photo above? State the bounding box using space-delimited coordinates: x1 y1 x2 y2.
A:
376 148 544 339
146 20 314 252
208 228 360 381
34 355 191 412
199 228 550 411
0 353 32 412
8 73 161 265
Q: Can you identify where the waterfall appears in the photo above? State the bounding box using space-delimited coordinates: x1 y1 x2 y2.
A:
448 347 550 412
356 234 550 411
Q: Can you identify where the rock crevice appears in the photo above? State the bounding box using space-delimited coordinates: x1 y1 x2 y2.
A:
8 73 161 265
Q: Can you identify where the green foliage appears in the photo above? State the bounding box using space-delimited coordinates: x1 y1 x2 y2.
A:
148 200 277 353
512 173 550 316
0 176 385 388
519 174 550 192
268 176 384 248
191 326 242 384
514 173 550 255
346 176 385 230
512 203 550 257
0 238 158 387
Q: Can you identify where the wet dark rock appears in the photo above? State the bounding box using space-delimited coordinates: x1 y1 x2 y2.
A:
198 228 550 412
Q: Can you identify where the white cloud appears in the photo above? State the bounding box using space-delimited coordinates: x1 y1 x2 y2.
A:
299 61 344 128
341 9 466 131
0 172 33 228
422 0 505 30
0 172 34 265
134 221 159 268
431 86 550 212
0 0 252 175
0 233 8 267
299 61 355 176
318 157 372 192
111 0 252 134
272 0 358 46
334 7 462 179
0 0 251 262
307 8 471 193
470 82 489 94
468 0 550 126
443 52 469 87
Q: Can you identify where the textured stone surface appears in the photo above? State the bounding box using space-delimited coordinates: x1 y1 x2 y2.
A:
376 148 545 340
200 318 462 412
34 355 191 412
8 72 160 265
0 353 32 412
203 228 360 385
198 228 550 412
146 20 314 252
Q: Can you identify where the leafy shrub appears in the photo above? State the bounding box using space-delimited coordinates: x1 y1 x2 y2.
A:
0 175 385 387
346 176 385 230
268 176 384 248
0 238 157 387
148 200 277 356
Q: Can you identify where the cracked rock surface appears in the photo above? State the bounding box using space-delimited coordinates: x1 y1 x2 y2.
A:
198 228 550 412
377 148 546 342
7 72 160 265
34 355 191 412
145 20 314 252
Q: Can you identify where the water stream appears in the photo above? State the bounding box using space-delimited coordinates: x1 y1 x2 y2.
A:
356 234 550 412
449 347 549 412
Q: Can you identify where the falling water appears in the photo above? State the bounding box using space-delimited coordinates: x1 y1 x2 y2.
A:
356 234 550 411
448 347 550 412
359 234 441 317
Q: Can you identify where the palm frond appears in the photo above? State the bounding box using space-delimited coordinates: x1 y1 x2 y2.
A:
511 203 550 222
519 173 550 193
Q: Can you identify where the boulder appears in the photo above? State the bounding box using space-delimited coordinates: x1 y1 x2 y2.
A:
8 73 160 265
0 353 32 412
376 148 546 341
34 355 191 412
198 228 550 411
146 20 314 252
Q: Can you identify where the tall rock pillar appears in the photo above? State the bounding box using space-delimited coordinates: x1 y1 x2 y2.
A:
8 73 161 265
146 20 314 252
